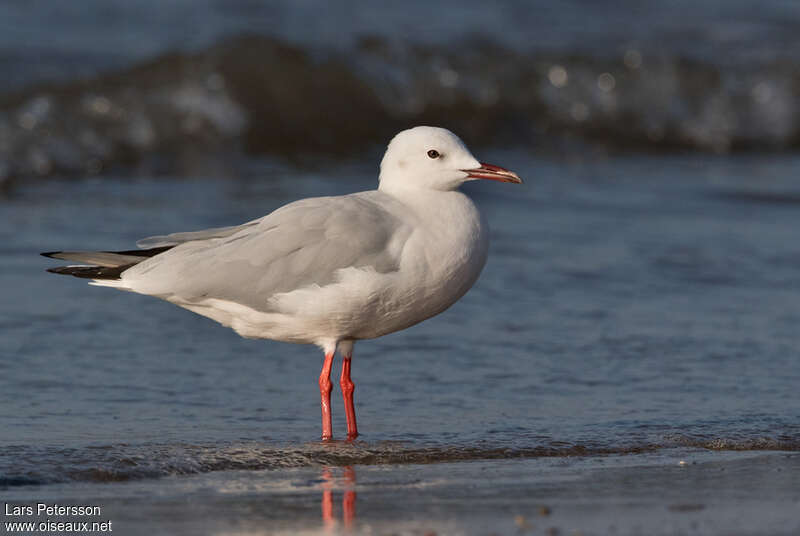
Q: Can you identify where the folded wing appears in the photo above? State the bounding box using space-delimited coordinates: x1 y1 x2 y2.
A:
121 192 412 312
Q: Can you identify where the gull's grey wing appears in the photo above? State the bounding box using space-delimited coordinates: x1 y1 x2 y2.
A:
123 191 412 311
136 219 262 248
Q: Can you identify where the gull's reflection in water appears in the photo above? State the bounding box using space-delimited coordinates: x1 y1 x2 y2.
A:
320 466 357 532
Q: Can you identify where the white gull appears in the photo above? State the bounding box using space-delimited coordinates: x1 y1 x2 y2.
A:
43 126 522 440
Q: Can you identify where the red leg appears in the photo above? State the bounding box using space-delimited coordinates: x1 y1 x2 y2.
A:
319 352 334 441
339 354 358 439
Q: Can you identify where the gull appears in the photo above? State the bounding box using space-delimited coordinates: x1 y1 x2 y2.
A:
43 126 522 440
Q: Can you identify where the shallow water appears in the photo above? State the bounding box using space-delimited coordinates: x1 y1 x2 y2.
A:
2 152 799 491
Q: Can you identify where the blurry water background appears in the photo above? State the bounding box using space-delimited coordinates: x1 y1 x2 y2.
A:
1 1 799 534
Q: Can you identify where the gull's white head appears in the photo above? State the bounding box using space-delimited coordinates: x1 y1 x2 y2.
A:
378 126 522 193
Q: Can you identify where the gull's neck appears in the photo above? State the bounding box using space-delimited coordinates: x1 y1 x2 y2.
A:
378 179 460 198
377 183 467 213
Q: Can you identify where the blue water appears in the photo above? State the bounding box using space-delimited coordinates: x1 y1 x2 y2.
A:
3 0 799 89
2 0 800 186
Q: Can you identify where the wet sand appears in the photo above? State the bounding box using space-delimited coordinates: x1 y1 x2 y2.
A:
5 449 798 535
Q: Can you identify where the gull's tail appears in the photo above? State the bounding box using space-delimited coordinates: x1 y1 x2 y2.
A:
41 246 173 280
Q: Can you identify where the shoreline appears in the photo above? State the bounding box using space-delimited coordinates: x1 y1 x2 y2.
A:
4 450 798 535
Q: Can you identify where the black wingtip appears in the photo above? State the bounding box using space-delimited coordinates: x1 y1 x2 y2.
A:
41 251 62 258
45 263 134 279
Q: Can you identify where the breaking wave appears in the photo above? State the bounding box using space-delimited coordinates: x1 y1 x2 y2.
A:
1 34 799 187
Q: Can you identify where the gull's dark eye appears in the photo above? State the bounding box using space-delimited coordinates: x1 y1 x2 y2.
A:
427 149 440 159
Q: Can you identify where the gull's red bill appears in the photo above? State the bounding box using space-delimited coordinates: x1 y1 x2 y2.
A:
463 162 523 184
